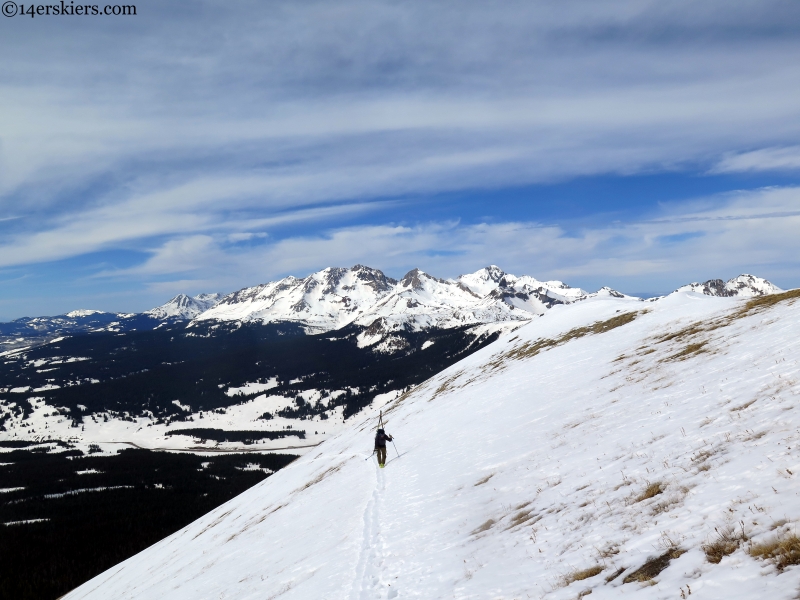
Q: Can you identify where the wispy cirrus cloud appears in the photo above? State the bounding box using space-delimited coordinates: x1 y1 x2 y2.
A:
94 185 800 302
711 146 800 174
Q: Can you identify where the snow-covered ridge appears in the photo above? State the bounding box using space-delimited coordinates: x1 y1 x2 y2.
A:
195 265 396 334
65 310 106 318
145 293 223 320
675 274 782 297
193 265 593 335
192 264 782 339
64 287 800 599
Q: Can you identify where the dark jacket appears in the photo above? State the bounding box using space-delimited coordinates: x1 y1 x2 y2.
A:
374 432 393 448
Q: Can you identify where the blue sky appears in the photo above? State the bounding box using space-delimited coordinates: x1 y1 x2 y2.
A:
2 0 800 320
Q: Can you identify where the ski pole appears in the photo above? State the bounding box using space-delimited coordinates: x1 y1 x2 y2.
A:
365 449 375 461
391 438 399 458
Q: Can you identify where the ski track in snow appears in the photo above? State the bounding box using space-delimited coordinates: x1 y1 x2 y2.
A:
351 467 396 600
62 289 800 600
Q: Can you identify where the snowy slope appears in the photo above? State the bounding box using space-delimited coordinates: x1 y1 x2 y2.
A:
145 293 222 319
64 287 800 600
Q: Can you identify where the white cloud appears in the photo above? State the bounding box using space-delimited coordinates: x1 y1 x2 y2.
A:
711 146 800 173
99 186 800 296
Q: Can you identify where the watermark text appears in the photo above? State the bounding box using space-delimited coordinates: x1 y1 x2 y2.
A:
3 1 136 17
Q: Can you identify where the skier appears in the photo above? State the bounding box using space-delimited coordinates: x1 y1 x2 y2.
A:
374 428 393 468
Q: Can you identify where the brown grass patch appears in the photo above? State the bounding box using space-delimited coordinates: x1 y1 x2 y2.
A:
666 341 708 362
652 493 685 515
702 524 747 563
656 322 707 345
749 534 800 570
562 565 603 586
294 463 343 493
472 519 495 534
474 473 494 486
506 509 538 530
737 288 800 316
503 311 646 362
647 289 800 363
635 482 664 503
731 399 757 412
623 548 685 583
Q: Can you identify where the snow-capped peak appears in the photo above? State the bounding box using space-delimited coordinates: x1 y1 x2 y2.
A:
675 274 782 297
65 309 106 318
454 265 508 297
145 293 223 320
195 265 397 333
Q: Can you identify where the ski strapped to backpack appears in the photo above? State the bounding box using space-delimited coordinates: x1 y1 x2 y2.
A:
378 410 400 459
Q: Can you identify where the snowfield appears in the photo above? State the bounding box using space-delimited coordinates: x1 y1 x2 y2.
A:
64 288 800 599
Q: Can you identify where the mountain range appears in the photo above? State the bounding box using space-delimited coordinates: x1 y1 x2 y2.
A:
1 266 781 354
0 265 783 457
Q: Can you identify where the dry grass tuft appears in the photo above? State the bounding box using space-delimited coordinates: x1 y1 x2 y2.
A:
702 524 747 563
749 534 800 570
666 341 708 361
506 509 538 530
562 565 603 586
472 519 495 534
295 463 343 493
474 473 493 486
503 311 646 362
730 399 757 412
738 288 800 316
656 322 707 345
644 288 800 367
652 493 684 515
635 482 664 503
623 548 685 584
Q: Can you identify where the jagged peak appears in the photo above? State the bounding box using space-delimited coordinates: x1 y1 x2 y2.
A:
675 274 782 298
399 268 448 290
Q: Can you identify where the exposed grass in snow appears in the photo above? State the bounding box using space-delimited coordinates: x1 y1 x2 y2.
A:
749 534 800 570
737 287 800 316
634 481 664 503
702 523 748 564
502 310 645 363
561 565 603 586
622 548 686 584
472 519 495 534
